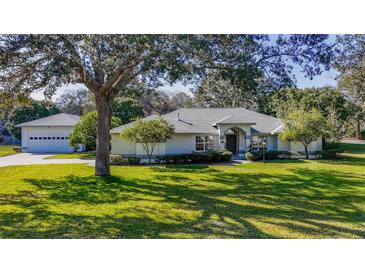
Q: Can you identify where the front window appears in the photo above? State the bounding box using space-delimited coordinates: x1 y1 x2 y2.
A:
250 136 267 151
196 136 214 151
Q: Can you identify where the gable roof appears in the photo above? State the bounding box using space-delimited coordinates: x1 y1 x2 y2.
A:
110 108 283 135
15 113 80 127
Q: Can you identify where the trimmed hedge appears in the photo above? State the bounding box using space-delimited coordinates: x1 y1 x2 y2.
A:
191 152 213 163
245 151 261 161
245 150 280 161
156 150 232 164
323 149 343 159
112 150 233 165
246 150 325 161
127 156 141 164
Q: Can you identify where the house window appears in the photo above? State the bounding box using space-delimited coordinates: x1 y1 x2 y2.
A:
61 137 65 140
250 136 267 151
195 136 214 151
30 137 33 140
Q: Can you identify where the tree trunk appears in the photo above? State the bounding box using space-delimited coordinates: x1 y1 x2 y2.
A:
304 145 309 160
356 118 361 139
95 95 112 176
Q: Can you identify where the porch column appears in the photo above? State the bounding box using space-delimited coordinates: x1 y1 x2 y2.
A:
218 125 226 150
245 133 251 151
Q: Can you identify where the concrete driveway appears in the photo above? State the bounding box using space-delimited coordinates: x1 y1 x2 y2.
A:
0 153 95 167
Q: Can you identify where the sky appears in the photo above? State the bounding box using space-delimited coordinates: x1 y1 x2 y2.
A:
31 35 339 101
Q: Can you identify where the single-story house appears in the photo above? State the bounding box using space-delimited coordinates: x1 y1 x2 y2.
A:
110 108 322 157
15 113 80 153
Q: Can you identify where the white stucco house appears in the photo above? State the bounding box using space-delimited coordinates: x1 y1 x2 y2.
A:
110 108 322 157
15 113 80 153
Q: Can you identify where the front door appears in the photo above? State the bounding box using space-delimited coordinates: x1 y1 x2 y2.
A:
226 135 237 154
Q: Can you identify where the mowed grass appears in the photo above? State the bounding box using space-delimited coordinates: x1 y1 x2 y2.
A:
0 143 364 239
45 152 95 159
0 145 18 157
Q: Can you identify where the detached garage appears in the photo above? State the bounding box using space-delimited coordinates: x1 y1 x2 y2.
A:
15 113 80 153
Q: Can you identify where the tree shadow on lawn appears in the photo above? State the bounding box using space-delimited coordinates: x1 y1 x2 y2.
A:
0 166 364 239
319 154 365 167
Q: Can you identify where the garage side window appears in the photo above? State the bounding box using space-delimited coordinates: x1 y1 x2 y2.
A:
195 136 214 151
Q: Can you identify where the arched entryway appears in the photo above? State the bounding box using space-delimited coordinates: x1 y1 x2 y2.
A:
224 126 246 155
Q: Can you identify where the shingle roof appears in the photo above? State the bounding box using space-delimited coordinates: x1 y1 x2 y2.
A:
15 113 80 127
110 108 283 135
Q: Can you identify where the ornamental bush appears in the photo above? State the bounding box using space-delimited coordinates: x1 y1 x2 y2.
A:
245 151 262 161
110 155 127 166
191 152 213 163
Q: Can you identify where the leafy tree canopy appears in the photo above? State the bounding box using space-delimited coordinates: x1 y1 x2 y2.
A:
6 100 60 140
112 97 144 124
56 89 95 115
140 91 194 115
280 108 327 159
69 111 122 150
120 117 175 163
271 87 352 141
335 35 365 138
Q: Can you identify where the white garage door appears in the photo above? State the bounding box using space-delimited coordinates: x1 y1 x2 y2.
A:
27 132 74 153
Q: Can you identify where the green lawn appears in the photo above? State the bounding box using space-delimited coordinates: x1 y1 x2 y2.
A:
45 152 95 159
0 145 18 157
0 143 364 239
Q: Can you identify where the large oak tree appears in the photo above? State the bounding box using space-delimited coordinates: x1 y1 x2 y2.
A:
0 35 333 176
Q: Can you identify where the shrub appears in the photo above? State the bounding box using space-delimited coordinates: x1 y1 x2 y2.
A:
245 151 262 161
12 146 22 153
218 150 233 162
126 156 141 165
310 151 323 159
264 150 279 160
191 152 213 163
323 148 343 159
155 155 168 164
210 150 222 162
110 154 127 166
277 151 293 159
323 141 341 150
361 130 365 140
155 151 232 164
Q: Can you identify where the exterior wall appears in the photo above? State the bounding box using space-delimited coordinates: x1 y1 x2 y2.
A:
111 133 220 155
266 135 278 150
21 126 75 153
289 137 323 152
165 134 196 154
277 137 290 151
111 131 324 155
136 143 166 155
111 134 136 155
